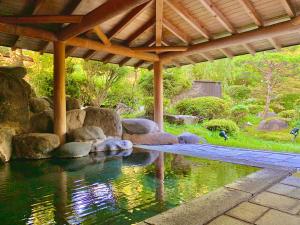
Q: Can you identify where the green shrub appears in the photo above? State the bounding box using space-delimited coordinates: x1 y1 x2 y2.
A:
230 104 249 123
227 85 251 101
278 110 298 120
277 93 300 110
204 119 239 134
143 97 170 116
248 104 264 115
175 97 230 119
270 102 285 113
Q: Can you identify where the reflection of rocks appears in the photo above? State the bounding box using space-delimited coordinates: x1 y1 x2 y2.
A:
123 132 178 145
0 127 18 162
123 149 159 166
68 126 106 142
13 133 60 159
84 107 122 138
54 142 92 158
171 155 191 175
122 118 159 134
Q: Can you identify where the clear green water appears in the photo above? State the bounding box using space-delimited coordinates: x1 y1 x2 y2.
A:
0 149 258 225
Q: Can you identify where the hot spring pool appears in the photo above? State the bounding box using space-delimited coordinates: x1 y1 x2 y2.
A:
0 149 258 225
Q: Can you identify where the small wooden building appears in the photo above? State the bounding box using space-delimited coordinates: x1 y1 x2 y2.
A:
0 0 300 143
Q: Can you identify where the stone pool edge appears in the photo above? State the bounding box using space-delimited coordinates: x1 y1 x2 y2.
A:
136 168 295 225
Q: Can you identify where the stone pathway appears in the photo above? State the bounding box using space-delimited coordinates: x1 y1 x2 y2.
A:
135 144 300 169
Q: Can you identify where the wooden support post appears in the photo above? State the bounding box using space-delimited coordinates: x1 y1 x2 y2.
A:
53 41 66 144
153 61 163 131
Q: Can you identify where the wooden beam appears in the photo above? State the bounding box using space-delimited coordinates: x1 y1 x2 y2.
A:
268 37 281 50
279 0 296 18
83 49 97 60
198 0 236 33
153 61 164 131
199 52 213 61
94 26 111 46
156 0 164 46
126 17 155 45
53 41 66 144
58 0 150 41
132 46 187 52
102 53 115 63
107 1 153 40
243 43 256 55
119 57 131 66
165 0 211 39
185 56 196 64
163 18 191 44
0 15 83 24
220 48 234 58
237 0 263 27
160 16 300 62
65 46 77 57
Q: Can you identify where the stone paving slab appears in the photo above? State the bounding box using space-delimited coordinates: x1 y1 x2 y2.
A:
255 209 300 225
135 144 300 169
250 192 300 214
281 176 300 187
207 215 252 225
226 202 269 223
268 183 300 200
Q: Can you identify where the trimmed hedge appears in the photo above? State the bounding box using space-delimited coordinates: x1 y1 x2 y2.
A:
175 97 230 119
230 104 249 122
204 119 239 134
227 85 251 101
248 104 264 115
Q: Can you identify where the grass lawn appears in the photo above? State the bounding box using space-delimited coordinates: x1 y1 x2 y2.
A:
164 123 300 154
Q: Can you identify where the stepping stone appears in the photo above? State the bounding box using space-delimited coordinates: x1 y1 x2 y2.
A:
268 183 300 200
207 215 251 225
250 192 300 214
255 209 300 225
281 176 300 188
226 202 268 223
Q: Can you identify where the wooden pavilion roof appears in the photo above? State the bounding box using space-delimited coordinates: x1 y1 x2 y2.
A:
0 0 300 69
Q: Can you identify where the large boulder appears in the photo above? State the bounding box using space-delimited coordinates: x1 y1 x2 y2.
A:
0 73 31 131
122 118 159 135
13 133 60 159
178 132 203 144
29 97 52 113
123 132 178 145
54 142 92 158
0 66 27 79
257 118 288 131
92 138 133 153
0 127 18 163
66 109 86 132
164 115 199 125
84 107 122 138
30 110 54 133
67 126 106 142
66 97 81 111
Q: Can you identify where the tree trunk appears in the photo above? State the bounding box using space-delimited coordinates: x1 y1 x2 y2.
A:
263 72 272 118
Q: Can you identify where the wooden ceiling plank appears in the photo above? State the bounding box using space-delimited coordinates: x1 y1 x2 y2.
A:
185 56 196 64
132 46 187 52
58 0 150 41
0 16 83 24
134 60 145 67
107 1 152 40
156 0 164 46
165 0 211 39
102 53 115 63
268 37 281 50
163 18 191 44
83 49 97 60
237 0 263 27
199 52 213 61
243 43 256 55
279 0 296 18
94 26 111 46
220 48 234 58
119 57 131 66
31 0 44 15
126 17 155 46
198 0 236 33
65 46 77 57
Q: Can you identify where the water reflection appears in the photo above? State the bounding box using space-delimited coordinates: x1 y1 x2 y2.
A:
0 149 258 225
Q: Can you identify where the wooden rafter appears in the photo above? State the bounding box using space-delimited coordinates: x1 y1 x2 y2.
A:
134 60 145 68
160 16 300 62
279 0 296 18
132 46 187 52
83 49 97 60
0 15 83 24
40 42 51 54
107 1 153 40
156 0 164 46
93 26 111 46
102 53 115 63
165 0 211 39
163 18 191 44
199 52 213 61
185 56 196 64
119 57 131 66
31 0 44 15
58 0 150 41
243 43 256 55
65 46 77 57
198 0 236 33
237 0 263 27
268 37 281 50
126 17 155 45
220 48 234 58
